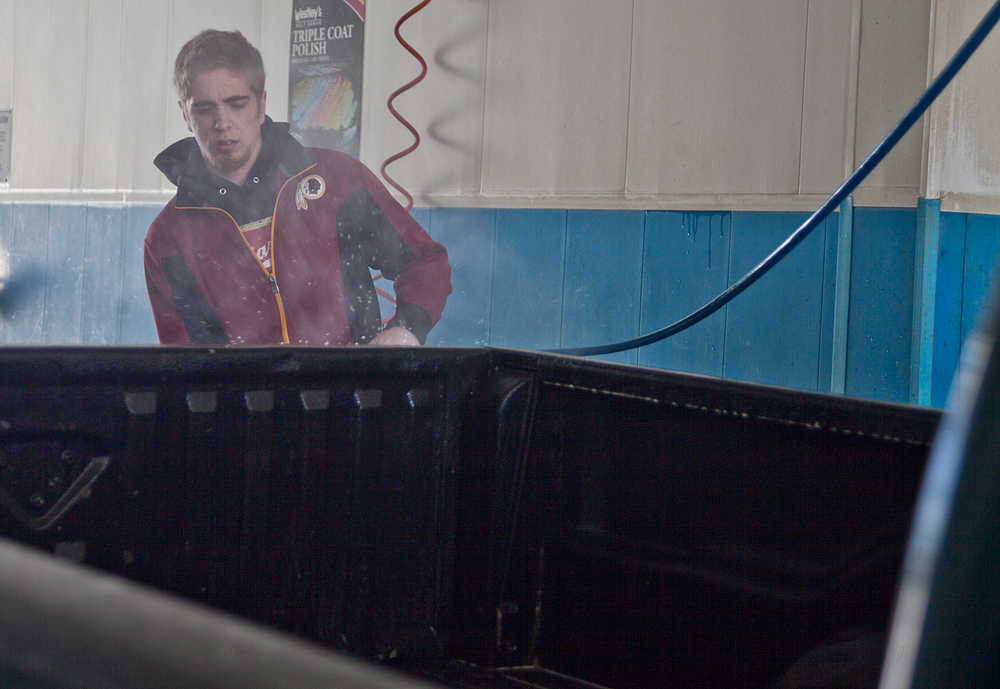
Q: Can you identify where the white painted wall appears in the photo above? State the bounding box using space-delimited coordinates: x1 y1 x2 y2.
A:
1 0 981 211
360 0 487 200
853 0 932 206
0 0 289 200
924 0 1000 213
629 1 809 197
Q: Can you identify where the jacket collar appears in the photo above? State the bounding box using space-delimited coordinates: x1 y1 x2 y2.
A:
155 118 314 207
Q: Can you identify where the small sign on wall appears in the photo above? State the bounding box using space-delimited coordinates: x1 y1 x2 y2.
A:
0 109 10 184
289 0 365 157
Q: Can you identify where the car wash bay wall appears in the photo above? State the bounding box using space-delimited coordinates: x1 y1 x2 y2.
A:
1 0 1000 408
0 0 941 204
1 202 997 408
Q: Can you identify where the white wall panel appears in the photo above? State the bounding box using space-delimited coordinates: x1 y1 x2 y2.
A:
82 0 125 189
0 0 978 209
482 0 631 195
360 0 414 177
360 0 488 200
798 0 858 195
12 0 89 189
259 0 292 128
628 0 808 195
925 0 1000 211
120 0 171 192
0 0 13 108
854 0 931 203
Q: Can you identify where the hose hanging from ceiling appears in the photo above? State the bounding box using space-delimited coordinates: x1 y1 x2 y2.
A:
380 0 432 212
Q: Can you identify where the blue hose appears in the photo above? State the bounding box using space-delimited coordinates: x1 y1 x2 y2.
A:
551 0 1000 358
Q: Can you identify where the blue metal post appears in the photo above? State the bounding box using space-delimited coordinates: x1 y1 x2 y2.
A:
911 199 941 405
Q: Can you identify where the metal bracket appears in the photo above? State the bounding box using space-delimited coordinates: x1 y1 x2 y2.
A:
0 455 109 531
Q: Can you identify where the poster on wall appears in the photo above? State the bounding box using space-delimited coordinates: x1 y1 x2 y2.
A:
0 110 11 184
288 0 365 157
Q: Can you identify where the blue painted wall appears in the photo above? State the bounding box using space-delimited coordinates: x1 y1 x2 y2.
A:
929 211 1000 406
0 203 157 346
845 208 917 402
1 202 998 406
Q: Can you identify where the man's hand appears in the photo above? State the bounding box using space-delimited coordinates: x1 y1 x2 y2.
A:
368 326 421 346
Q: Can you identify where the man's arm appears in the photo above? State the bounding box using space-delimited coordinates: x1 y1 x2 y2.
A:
145 241 191 345
335 157 452 344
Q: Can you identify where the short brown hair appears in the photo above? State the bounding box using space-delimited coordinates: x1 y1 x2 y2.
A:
174 29 265 100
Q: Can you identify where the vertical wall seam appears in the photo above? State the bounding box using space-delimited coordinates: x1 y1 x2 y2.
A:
8 204 16 271
0 203 9 340
0 204 9 345
78 205 91 343
477 1 493 196
830 198 853 394
958 212 969 352
8 4 18 186
623 0 637 196
635 210 647 365
557 210 569 348
486 210 497 346
39 204 51 342
920 0 938 198
76 0 92 190
844 0 863 178
116 207 128 344
5 1 13 111
720 212 734 378
796 0 810 194
815 213 830 391
117 0 126 191
7 2 14 187
4 203 16 337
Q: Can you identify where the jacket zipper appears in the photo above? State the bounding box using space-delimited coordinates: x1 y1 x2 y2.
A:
175 163 317 345
264 164 317 343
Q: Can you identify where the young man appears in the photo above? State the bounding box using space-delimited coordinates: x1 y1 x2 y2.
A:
144 30 451 346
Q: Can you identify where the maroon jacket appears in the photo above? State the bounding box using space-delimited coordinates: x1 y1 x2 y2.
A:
145 126 450 345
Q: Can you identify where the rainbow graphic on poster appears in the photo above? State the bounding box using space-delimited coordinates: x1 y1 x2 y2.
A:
289 0 364 156
290 68 359 151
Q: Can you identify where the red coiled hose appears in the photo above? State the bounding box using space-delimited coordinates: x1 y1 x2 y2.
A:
380 0 432 212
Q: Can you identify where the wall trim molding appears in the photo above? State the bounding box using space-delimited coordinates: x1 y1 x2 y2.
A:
407 192 898 212
939 192 1000 215
0 189 965 213
0 189 172 205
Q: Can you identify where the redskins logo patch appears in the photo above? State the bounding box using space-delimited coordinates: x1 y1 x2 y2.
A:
295 174 326 210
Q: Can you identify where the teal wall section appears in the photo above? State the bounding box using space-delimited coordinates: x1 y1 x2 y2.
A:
931 210 968 407
927 210 1000 406
1 201 999 407
0 204 157 346
561 210 645 367
961 215 1000 342
723 211 838 392
846 208 917 403
639 212 731 377
491 210 565 350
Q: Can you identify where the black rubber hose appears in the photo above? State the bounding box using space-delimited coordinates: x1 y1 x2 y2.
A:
550 0 1000 357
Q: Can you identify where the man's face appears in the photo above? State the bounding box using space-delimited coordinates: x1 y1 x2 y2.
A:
180 68 266 184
